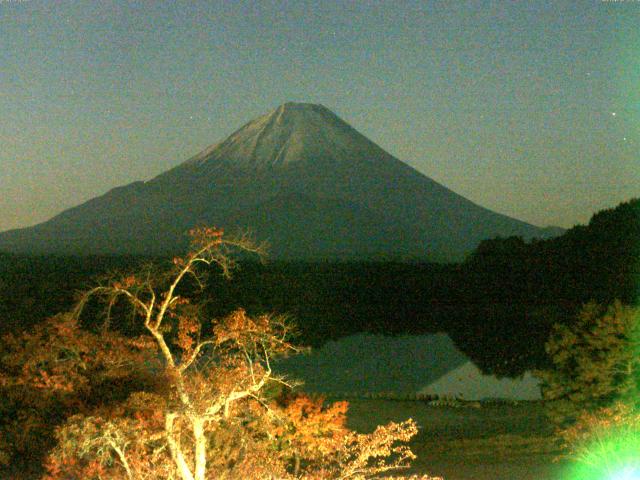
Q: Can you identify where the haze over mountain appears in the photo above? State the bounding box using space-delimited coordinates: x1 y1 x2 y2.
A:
0 103 562 261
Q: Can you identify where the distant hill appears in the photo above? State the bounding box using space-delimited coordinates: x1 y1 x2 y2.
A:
466 197 640 307
0 102 562 261
448 197 640 376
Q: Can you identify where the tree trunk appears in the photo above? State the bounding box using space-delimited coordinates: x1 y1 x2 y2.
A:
193 417 207 480
166 413 195 480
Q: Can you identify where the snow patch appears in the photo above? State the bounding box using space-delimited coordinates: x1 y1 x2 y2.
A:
183 102 390 170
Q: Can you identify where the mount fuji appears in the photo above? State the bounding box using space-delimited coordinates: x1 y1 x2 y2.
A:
0 103 562 261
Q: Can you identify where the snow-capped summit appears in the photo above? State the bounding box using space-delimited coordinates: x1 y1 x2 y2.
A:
0 103 562 259
184 102 386 171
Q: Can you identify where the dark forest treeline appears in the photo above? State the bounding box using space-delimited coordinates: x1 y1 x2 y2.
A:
454 198 639 375
0 254 154 335
1 198 638 377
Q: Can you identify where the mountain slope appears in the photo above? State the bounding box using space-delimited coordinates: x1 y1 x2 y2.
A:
0 102 562 260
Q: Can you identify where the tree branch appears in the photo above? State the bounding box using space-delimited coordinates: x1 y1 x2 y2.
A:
178 340 216 373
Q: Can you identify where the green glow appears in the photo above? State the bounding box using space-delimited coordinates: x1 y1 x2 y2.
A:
609 467 640 480
567 426 640 480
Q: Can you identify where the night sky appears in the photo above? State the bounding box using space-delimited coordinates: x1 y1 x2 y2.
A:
1 0 638 232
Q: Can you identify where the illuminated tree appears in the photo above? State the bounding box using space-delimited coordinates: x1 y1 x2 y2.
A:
0 311 161 476
3 227 433 480
535 301 640 429
533 301 640 477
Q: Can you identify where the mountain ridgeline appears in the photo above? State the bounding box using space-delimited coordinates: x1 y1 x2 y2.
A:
1 198 637 376
0 103 561 261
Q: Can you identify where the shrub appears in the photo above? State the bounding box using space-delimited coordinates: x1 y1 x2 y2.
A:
535 300 640 428
560 401 640 479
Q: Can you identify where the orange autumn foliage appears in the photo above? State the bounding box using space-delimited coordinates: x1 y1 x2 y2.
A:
0 312 162 470
1 228 438 479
